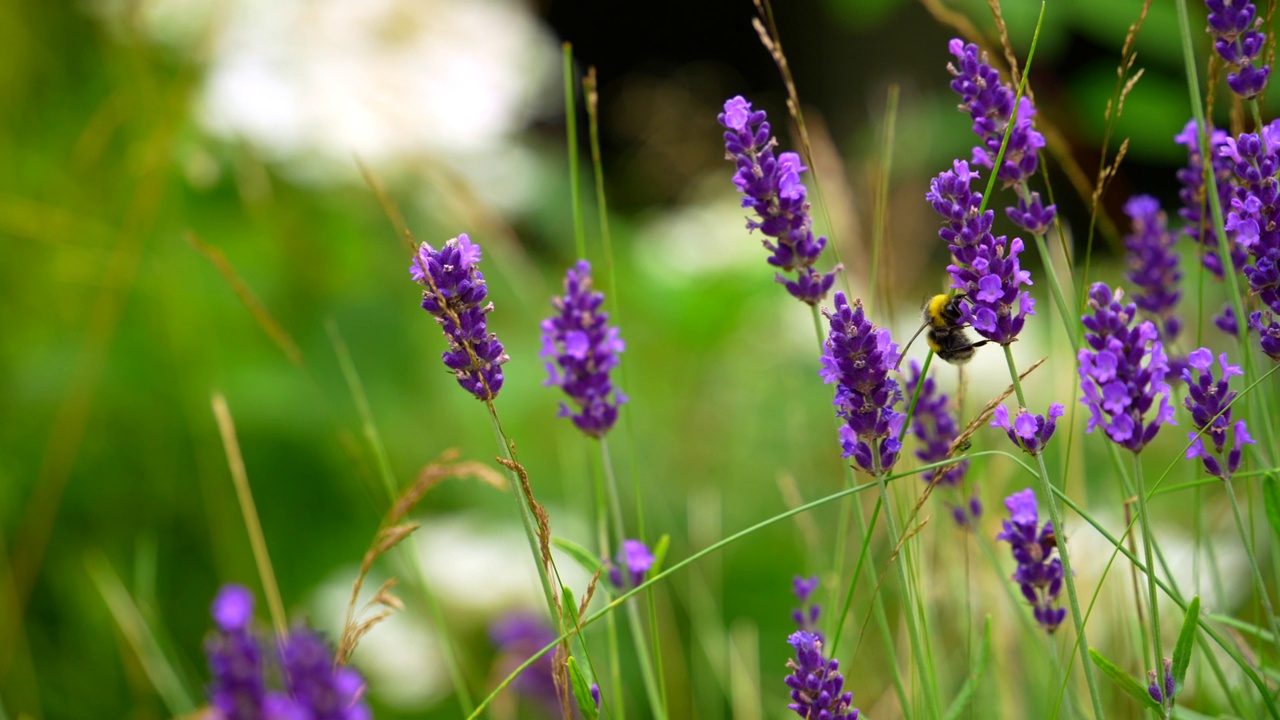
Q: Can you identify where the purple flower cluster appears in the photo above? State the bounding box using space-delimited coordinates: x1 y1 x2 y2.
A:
489 613 562 715
945 39 1055 235
996 489 1066 633
541 260 627 437
791 575 821 634
1175 120 1244 281
1206 0 1271 98
607 539 655 590
927 160 1036 345
1078 283 1176 453
905 361 968 486
1123 195 1183 344
1148 658 1176 708
785 631 858 720
819 292 904 474
719 96 840 305
1220 121 1280 359
410 234 508 400
991 403 1064 456
205 585 371 720
1183 348 1255 478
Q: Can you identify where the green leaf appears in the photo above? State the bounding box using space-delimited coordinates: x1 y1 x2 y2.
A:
650 534 671 576
1089 648 1162 712
1263 474 1280 542
562 585 579 629
553 537 603 576
1172 595 1201 693
943 615 992 720
567 656 599 720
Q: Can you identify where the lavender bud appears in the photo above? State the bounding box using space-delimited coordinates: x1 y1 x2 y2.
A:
785 631 859 719
996 489 1066 633
607 539 655 590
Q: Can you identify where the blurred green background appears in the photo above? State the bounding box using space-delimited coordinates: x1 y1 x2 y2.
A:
3 0 1277 718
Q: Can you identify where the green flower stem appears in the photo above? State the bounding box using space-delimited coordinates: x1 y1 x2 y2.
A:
1131 457 1166 718
487 411 563 627
1001 345 1106 720
600 439 668 720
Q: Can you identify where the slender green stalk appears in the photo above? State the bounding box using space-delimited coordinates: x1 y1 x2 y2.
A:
1000 347 1106 720
1222 476 1280 653
1131 457 1166 717
600 440 668 720
562 43 585 260
487 412 563 624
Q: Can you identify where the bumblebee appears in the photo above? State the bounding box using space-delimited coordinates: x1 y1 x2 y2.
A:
897 294 988 367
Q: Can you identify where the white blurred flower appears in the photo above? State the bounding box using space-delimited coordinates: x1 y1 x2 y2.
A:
106 0 560 186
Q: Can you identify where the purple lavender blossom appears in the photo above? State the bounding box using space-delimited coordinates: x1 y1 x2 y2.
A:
1148 658 1176 707
719 96 840 305
1078 283 1177 453
991 403 1064 456
280 628 372 720
607 539 654 590
785 631 858 720
1220 120 1280 358
1175 120 1244 284
1206 0 1271 98
1250 311 1280 358
927 160 1036 345
945 38 1057 239
541 260 626 437
410 234 508 401
490 613 561 715
905 360 968 486
996 489 1066 633
1123 195 1183 344
819 292 904 475
206 585 271 720
1182 348 1255 478
204 585 369 720
791 575 821 634
950 493 983 530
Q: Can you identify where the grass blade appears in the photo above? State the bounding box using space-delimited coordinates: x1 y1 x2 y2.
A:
1089 647 1163 713
1172 595 1201 693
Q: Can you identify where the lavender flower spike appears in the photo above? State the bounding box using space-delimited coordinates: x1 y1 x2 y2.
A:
1206 0 1271 98
905 360 968 486
1123 195 1182 344
927 160 1035 345
410 234 508 400
1174 120 1243 281
819 292 904 475
607 539 655 590
280 627 372 720
991 403 1064 456
719 96 840 304
996 489 1067 633
206 584 270 720
1182 348 1255 478
785 631 859 719
541 260 627 437
946 38 1057 237
791 575 821 634
1078 283 1176 453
